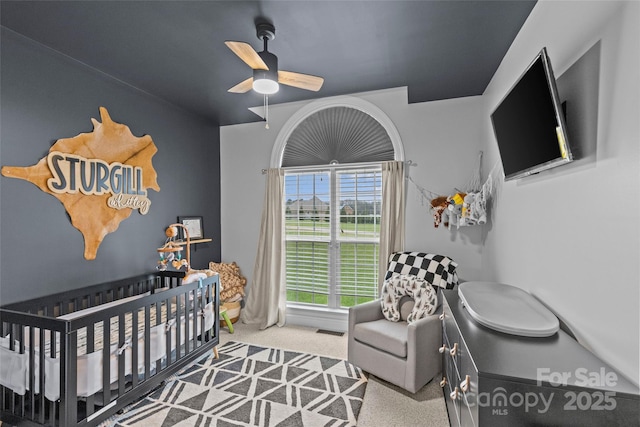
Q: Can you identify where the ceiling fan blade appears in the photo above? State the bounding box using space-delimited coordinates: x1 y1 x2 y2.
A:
225 41 269 70
228 77 254 93
278 71 324 92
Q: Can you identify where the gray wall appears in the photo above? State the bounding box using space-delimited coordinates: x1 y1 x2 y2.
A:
480 1 639 385
0 28 221 304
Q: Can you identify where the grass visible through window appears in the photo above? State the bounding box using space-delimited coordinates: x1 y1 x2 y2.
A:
286 239 378 308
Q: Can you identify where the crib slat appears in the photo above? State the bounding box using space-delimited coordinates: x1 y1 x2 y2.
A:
10 386 15 417
176 296 182 361
51 400 57 427
185 291 192 355
86 323 95 418
38 327 46 424
132 310 139 388
118 312 126 397
28 326 35 420
215 280 220 343
192 289 199 351
17 324 24 418
145 304 152 381
102 318 111 406
164 297 172 368
51 330 58 427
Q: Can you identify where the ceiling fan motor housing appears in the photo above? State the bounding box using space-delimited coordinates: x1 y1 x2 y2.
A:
254 51 278 83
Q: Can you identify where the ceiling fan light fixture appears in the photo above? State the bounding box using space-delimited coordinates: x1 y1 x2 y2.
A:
253 76 279 94
252 51 279 94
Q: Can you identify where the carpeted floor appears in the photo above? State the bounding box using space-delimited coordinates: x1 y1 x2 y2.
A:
219 322 450 427
107 340 368 426
104 321 449 426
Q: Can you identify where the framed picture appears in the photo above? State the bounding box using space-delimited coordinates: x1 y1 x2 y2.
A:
177 216 204 240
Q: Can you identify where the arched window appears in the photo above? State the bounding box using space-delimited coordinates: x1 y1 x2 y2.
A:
275 98 403 312
271 96 404 168
281 106 395 166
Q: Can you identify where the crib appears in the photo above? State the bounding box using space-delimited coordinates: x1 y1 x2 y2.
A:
0 271 220 426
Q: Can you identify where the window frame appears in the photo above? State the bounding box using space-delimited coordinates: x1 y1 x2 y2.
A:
284 162 382 311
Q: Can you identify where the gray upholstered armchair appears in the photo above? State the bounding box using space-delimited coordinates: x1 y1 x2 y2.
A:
347 252 459 393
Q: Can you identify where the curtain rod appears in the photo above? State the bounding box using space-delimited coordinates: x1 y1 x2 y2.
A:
261 160 416 174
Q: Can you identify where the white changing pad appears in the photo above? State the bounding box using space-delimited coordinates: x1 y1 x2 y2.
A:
458 282 559 337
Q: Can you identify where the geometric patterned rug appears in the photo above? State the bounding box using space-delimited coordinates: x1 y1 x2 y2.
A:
107 341 368 427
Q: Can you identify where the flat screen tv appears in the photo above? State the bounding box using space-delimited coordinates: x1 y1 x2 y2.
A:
491 47 572 181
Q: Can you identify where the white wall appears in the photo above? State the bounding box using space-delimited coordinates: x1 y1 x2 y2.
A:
393 94 486 279
220 88 485 310
221 0 639 385
481 1 639 385
220 99 302 288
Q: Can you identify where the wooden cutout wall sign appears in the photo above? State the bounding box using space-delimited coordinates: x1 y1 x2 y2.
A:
1 107 160 260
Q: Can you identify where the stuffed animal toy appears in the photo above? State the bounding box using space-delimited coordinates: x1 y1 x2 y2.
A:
461 190 488 225
462 193 474 218
447 203 462 227
459 193 474 226
182 267 216 284
446 192 466 228
449 192 466 206
430 196 450 228
171 258 189 270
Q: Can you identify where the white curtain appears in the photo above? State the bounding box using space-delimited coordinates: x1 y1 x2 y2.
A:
378 161 406 294
240 168 286 329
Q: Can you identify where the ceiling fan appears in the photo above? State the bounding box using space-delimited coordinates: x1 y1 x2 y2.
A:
225 22 324 95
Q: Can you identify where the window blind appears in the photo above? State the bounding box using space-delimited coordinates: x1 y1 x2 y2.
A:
281 107 395 167
284 167 381 308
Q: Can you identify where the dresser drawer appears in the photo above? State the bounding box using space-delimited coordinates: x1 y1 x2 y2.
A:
442 302 460 426
457 336 478 427
442 298 458 351
443 345 461 427
442 292 479 426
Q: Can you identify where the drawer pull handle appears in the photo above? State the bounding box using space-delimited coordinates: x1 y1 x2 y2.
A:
439 313 446 320
450 387 460 400
440 377 447 388
461 375 471 392
449 343 458 357
438 344 448 354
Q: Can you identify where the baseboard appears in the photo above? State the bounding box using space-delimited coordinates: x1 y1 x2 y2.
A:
286 304 349 333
